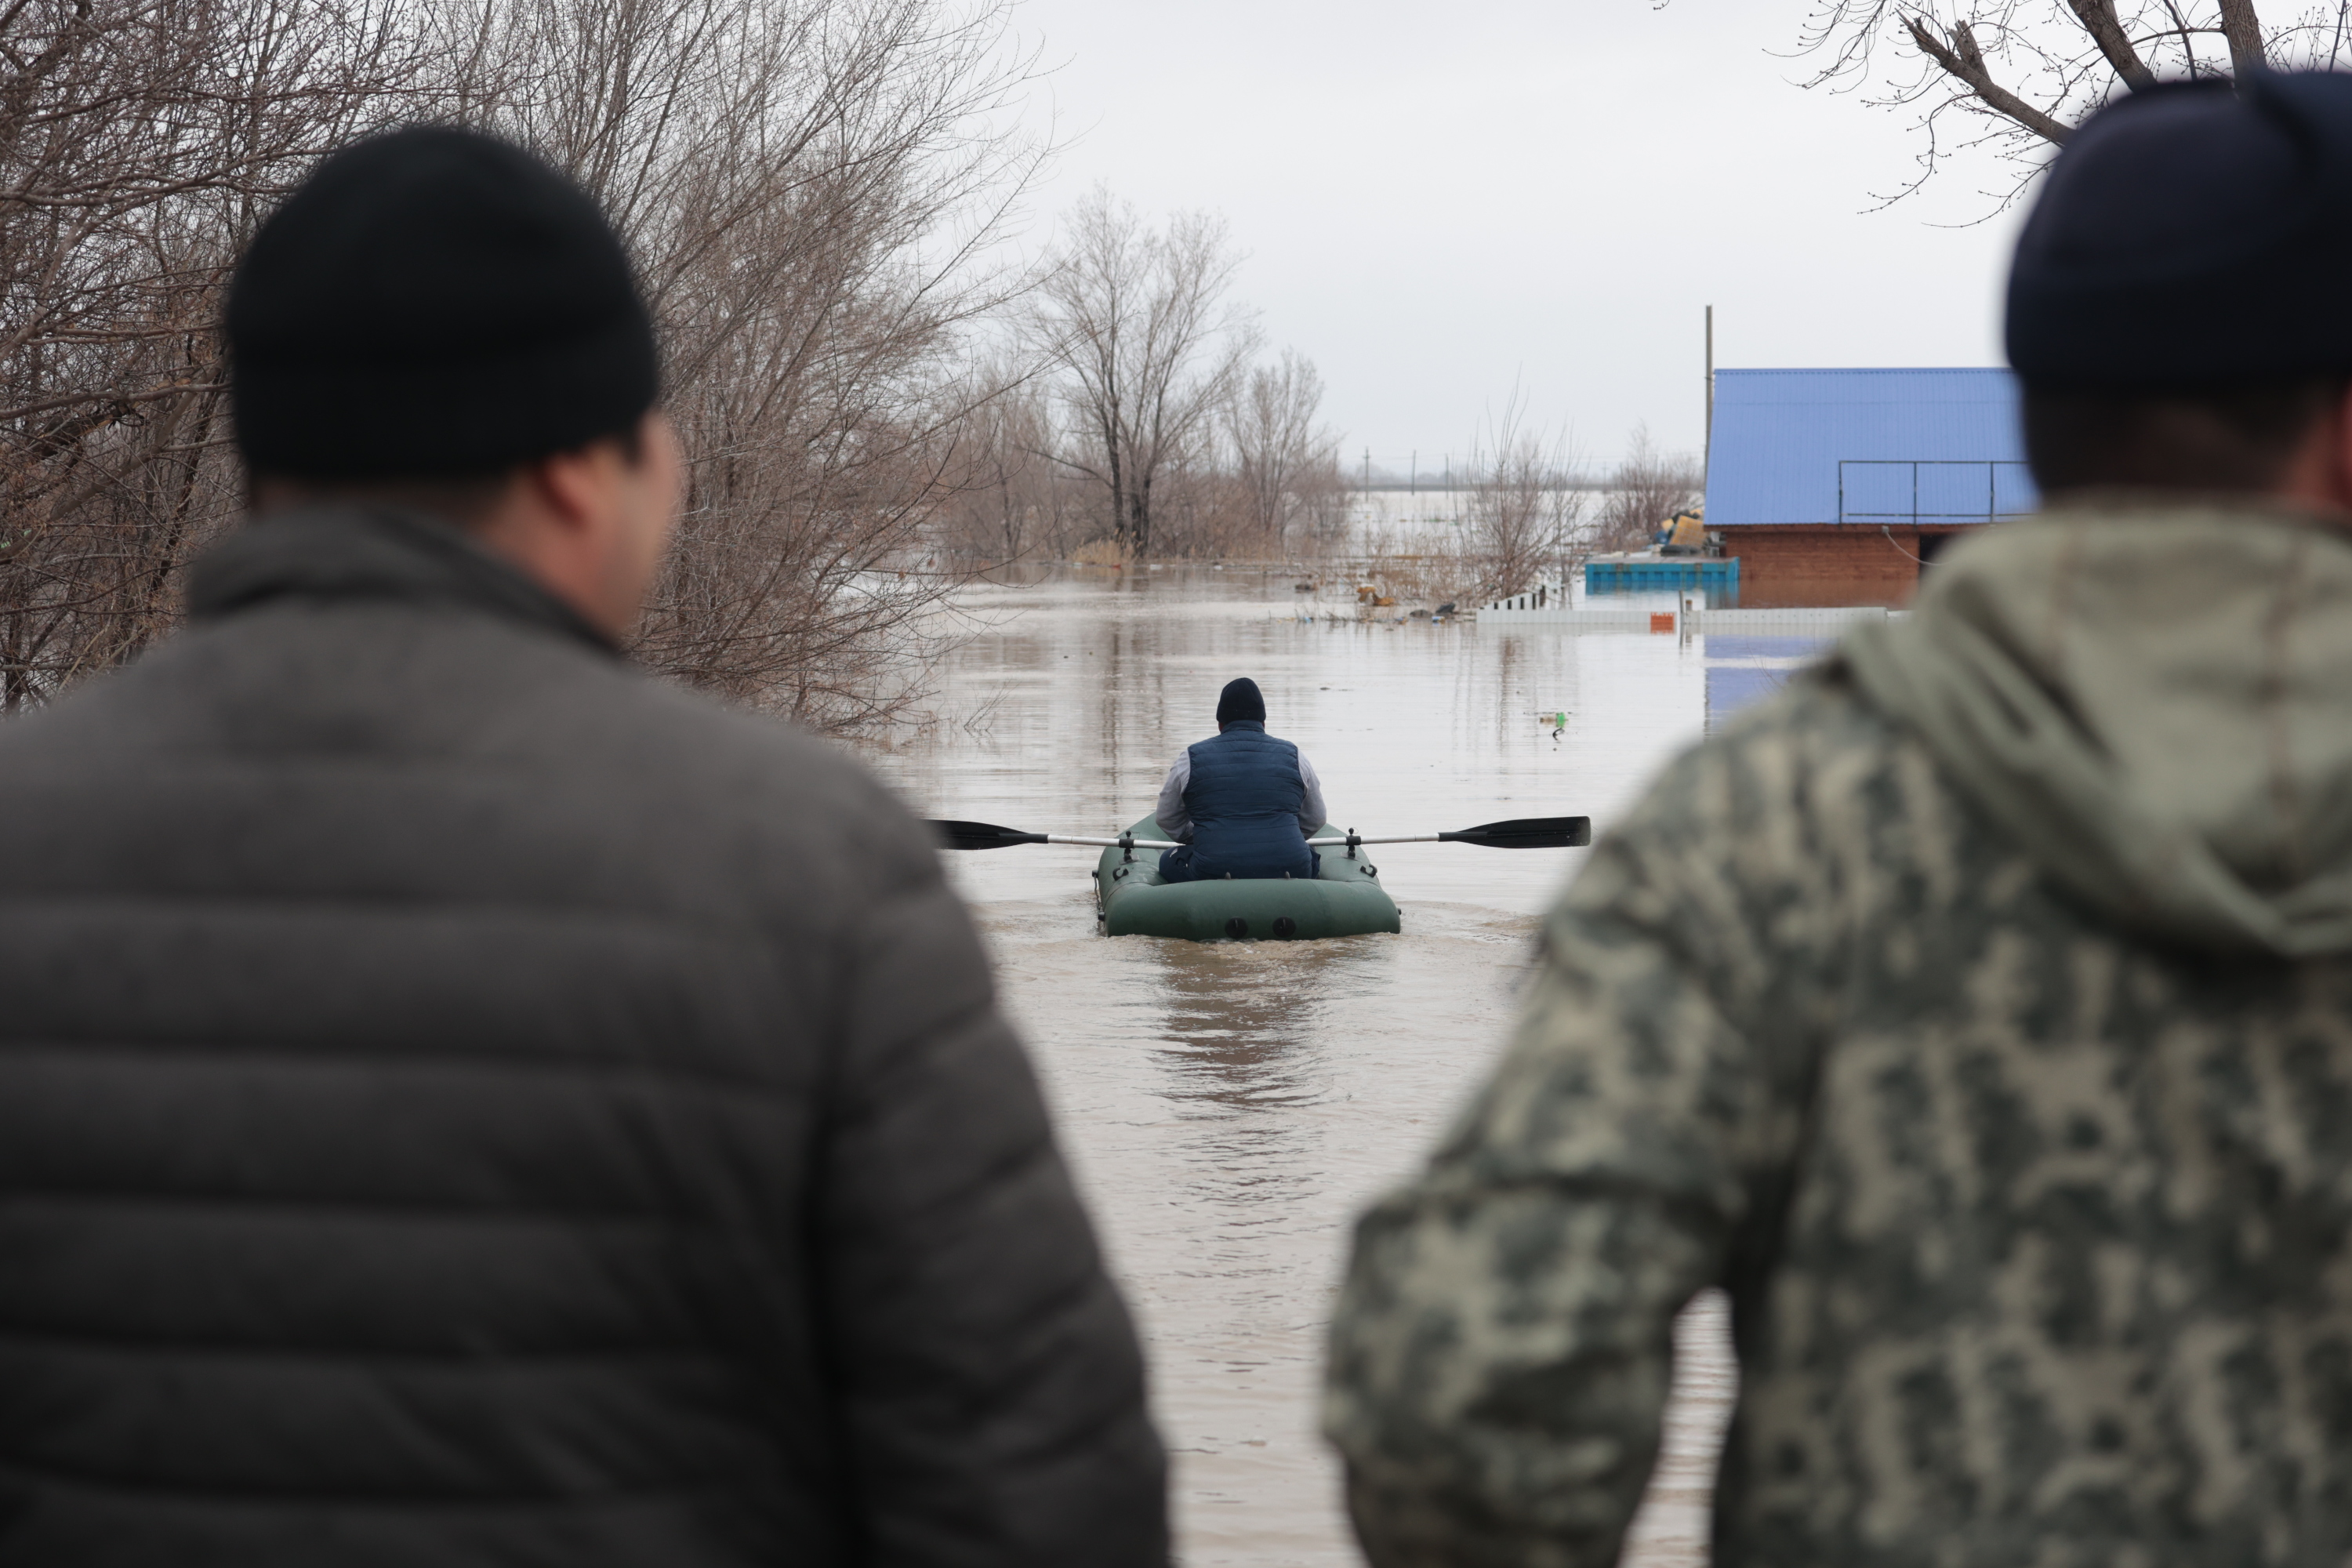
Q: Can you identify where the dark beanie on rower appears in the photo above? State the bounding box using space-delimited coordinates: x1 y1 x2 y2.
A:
2007 71 2352 389
1216 677 1266 724
227 125 658 478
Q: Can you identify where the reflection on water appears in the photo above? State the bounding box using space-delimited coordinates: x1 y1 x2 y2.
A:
867 564 1744 1566
1704 633 1836 733
1152 941 1343 1115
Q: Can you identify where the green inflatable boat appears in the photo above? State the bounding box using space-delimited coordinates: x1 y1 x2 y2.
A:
1092 815 1401 941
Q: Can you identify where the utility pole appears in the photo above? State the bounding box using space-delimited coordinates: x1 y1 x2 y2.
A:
1410 449 1417 495
1704 304 1715 483
1362 446 1371 493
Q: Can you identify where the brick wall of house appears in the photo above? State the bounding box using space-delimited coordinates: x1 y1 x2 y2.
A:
1719 523 1987 608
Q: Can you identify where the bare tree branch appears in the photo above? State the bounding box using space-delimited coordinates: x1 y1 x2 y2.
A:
1904 13 2075 143
1791 1 2321 206
2063 0 2156 83
2218 0 2267 73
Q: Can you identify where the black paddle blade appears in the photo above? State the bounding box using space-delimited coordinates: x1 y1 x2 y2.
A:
1441 815 1593 849
927 820 1049 851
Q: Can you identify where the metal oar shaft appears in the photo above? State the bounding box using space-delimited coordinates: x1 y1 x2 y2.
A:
1044 835 1180 850
931 815 1587 853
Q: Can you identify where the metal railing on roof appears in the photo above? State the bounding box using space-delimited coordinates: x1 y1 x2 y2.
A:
1837 460 2032 525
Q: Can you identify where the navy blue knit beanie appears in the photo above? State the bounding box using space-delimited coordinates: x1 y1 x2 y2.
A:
2008 71 2352 389
228 125 658 478
1216 677 1266 724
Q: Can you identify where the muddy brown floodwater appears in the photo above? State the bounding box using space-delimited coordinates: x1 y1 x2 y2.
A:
869 566 1748 1566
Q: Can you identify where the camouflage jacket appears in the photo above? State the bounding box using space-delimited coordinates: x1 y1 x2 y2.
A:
1324 504 2352 1567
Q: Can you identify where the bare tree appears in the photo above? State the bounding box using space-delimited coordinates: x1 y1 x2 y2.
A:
1030 187 1257 560
1458 401 1584 602
938 368 1072 564
1225 348 1338 558
0 0 437 710
0 0 1045 736
1276 448 1352 563
453 0 1042 732
1594 424 1704 554
1793 0 2351 199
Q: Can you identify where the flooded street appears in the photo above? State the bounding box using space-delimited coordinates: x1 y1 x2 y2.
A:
869 566 1802 1566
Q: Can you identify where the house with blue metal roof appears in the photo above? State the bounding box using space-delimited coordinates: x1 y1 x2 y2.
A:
1704 367 2034 605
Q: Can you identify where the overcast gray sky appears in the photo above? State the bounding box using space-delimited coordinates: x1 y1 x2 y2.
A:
1003 0 2035 471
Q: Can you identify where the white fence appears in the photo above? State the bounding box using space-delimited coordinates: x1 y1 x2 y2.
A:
1476 603 1900 631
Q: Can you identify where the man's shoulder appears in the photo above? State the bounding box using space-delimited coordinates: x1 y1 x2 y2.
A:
1565 666 1985 944
0 604 933 898
20 601 858 781
605 665 920 841
1617 667 1929 840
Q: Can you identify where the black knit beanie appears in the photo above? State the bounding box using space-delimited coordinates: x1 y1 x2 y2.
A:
227 125 658 478
2008 71 2352 389
1216 677 1266 724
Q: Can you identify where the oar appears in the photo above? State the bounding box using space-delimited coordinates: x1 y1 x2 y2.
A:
927 815 1592 852
1311 815 1592 850
928 819 1181 851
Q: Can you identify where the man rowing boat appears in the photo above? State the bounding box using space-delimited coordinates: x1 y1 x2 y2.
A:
1155 677 1329 882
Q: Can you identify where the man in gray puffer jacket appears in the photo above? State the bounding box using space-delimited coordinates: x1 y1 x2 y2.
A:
0 128 1165 1564
1327 72 2352 1568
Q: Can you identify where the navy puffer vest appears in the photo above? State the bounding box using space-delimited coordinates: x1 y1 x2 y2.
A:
1184 721 1314 878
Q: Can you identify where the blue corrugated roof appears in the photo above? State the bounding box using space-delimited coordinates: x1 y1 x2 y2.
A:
1704 368 2036 527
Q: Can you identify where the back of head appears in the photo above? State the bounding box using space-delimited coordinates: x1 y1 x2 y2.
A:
227 125 656 484
2006 73 2352 494
1216 678 1266 726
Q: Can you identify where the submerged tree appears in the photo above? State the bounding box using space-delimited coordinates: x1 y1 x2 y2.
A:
938 371 1074 565
1029 187 1256 560
1458 402 1584 603
1595 426 1704 554
1225 349 1341 557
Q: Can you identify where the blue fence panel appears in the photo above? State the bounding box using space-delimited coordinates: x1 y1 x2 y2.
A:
1838 463 1916 521
1994 462 2039 515
1917 462 1994 519
1838 460 2035 524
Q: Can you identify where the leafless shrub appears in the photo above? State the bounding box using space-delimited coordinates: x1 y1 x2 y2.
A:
936 370 1076 565
1594 425 1704 554
1456 403 1584 602
1340 516 1474 606
1225 348 1340 559
1137 456 1247 560
1066 535 1129 568
1290 460 1355 559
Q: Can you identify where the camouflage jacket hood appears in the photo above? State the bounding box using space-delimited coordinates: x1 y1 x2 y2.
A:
1842 498 2352 958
